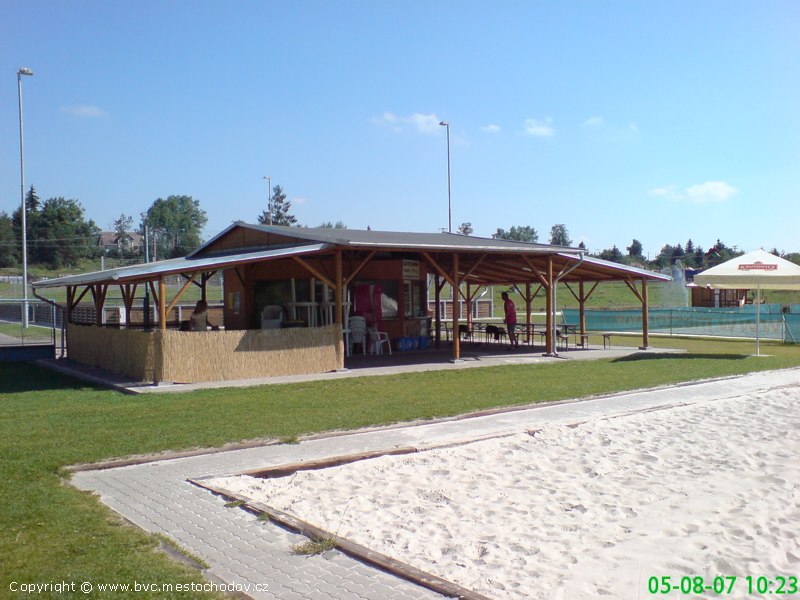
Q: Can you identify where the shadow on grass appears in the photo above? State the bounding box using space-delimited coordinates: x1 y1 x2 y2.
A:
0 363 101 394
612 352 750 363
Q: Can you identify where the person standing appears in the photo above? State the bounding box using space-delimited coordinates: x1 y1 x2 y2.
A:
501 291 519 349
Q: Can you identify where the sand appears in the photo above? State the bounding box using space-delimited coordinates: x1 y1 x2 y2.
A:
210 375 800 599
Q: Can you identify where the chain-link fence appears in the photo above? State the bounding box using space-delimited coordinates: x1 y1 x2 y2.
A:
0 299 61 360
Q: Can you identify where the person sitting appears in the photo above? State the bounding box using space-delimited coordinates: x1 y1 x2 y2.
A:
190 300 211 331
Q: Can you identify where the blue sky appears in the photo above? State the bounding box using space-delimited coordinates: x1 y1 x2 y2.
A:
2 1 798 258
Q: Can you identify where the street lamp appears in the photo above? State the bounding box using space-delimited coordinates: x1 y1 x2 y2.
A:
263 176 272 225
439 121 452 233
17 67 33 328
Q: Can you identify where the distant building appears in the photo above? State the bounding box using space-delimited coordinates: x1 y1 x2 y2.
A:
97 231 143 254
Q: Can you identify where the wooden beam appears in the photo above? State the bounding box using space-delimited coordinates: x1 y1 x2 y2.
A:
292 256 335 289
546 255 554 354
462 254 487 281
165 271 199 316
74 285 91 307
343 250 377 287
434 274 441 347
158 277 167 331
334 250 343 326
452 253 460 360
421 252 456 288
521 255 549 287
624 278 644 303
66 286 76 324
640 278 649 349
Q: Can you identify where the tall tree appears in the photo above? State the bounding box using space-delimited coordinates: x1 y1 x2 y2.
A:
493 225 538 243
141 195 208 259
258 185 297 226
549 223 572 246
457 222 473 235
318 221 347 229
0 212 16 267
626 239 644 258
29 197 101 268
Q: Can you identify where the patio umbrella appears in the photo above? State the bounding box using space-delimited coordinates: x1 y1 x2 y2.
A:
694 249 800 355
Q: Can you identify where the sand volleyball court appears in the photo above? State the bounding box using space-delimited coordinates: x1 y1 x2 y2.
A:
210 372 800 599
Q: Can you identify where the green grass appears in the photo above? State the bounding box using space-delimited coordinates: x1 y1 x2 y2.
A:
1 339 799 597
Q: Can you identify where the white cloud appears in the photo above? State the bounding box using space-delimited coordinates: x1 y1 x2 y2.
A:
649 181 738 204
686 181 738 203
375 111 442 134
61 105 107 118
481 124 501 134
582 116 605 127
524 117 555 137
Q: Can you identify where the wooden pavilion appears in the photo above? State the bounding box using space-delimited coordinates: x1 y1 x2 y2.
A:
33 224 671 384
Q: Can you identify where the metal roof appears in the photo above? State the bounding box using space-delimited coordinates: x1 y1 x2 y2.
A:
33 223 670 290
191 222 581 256
32 244 330 289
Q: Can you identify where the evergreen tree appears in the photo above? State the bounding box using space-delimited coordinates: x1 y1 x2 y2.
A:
258 185 297 226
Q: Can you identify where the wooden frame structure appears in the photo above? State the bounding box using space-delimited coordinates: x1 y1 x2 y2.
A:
34 224 671 380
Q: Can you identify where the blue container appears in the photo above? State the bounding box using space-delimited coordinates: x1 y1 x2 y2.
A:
418 335 429 349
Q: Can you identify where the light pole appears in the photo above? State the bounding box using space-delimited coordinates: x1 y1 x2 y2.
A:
266 176 273 225
439 121 452 233
17 67 33 328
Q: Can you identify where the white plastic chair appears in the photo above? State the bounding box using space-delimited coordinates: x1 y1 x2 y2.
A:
348 316 367 355
369 327 392 355
261 305 283 329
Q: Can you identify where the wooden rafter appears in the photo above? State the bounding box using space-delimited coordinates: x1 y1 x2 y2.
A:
521 255 549 287
343 250 377 287
624 278 644 303
165 271 199 316
292 256 335 289
421 252 456 288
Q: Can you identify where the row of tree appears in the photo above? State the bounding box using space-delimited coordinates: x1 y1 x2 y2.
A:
0 184 307 270
485 221 758 270
2 186 795 271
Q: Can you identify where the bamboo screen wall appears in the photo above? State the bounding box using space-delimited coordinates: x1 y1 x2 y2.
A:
66 324 156 381
66 324 343 384
156 324 343 383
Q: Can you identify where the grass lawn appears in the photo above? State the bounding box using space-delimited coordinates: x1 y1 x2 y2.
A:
2 338 799 597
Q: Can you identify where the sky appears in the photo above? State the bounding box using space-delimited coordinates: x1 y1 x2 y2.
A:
2 1 799 259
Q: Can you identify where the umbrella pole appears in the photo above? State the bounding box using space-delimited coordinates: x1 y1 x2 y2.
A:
756 285 761 356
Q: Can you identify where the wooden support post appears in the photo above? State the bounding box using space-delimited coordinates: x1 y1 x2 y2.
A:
66 286 75 324
434 274 441 347
640 278 649 349
525 282 532 345
546 256 554 354
466 282 473 333
452 253 460 361
579 281 586 339
334 250 343 327
159 277 167 331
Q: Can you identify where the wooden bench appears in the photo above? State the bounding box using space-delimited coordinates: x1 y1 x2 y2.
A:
602 333 613 349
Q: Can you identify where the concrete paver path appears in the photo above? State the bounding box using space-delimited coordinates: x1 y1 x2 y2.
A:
69 368 798 599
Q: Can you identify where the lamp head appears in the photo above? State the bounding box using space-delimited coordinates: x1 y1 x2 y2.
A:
439 121 448 127
18 67 34 77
